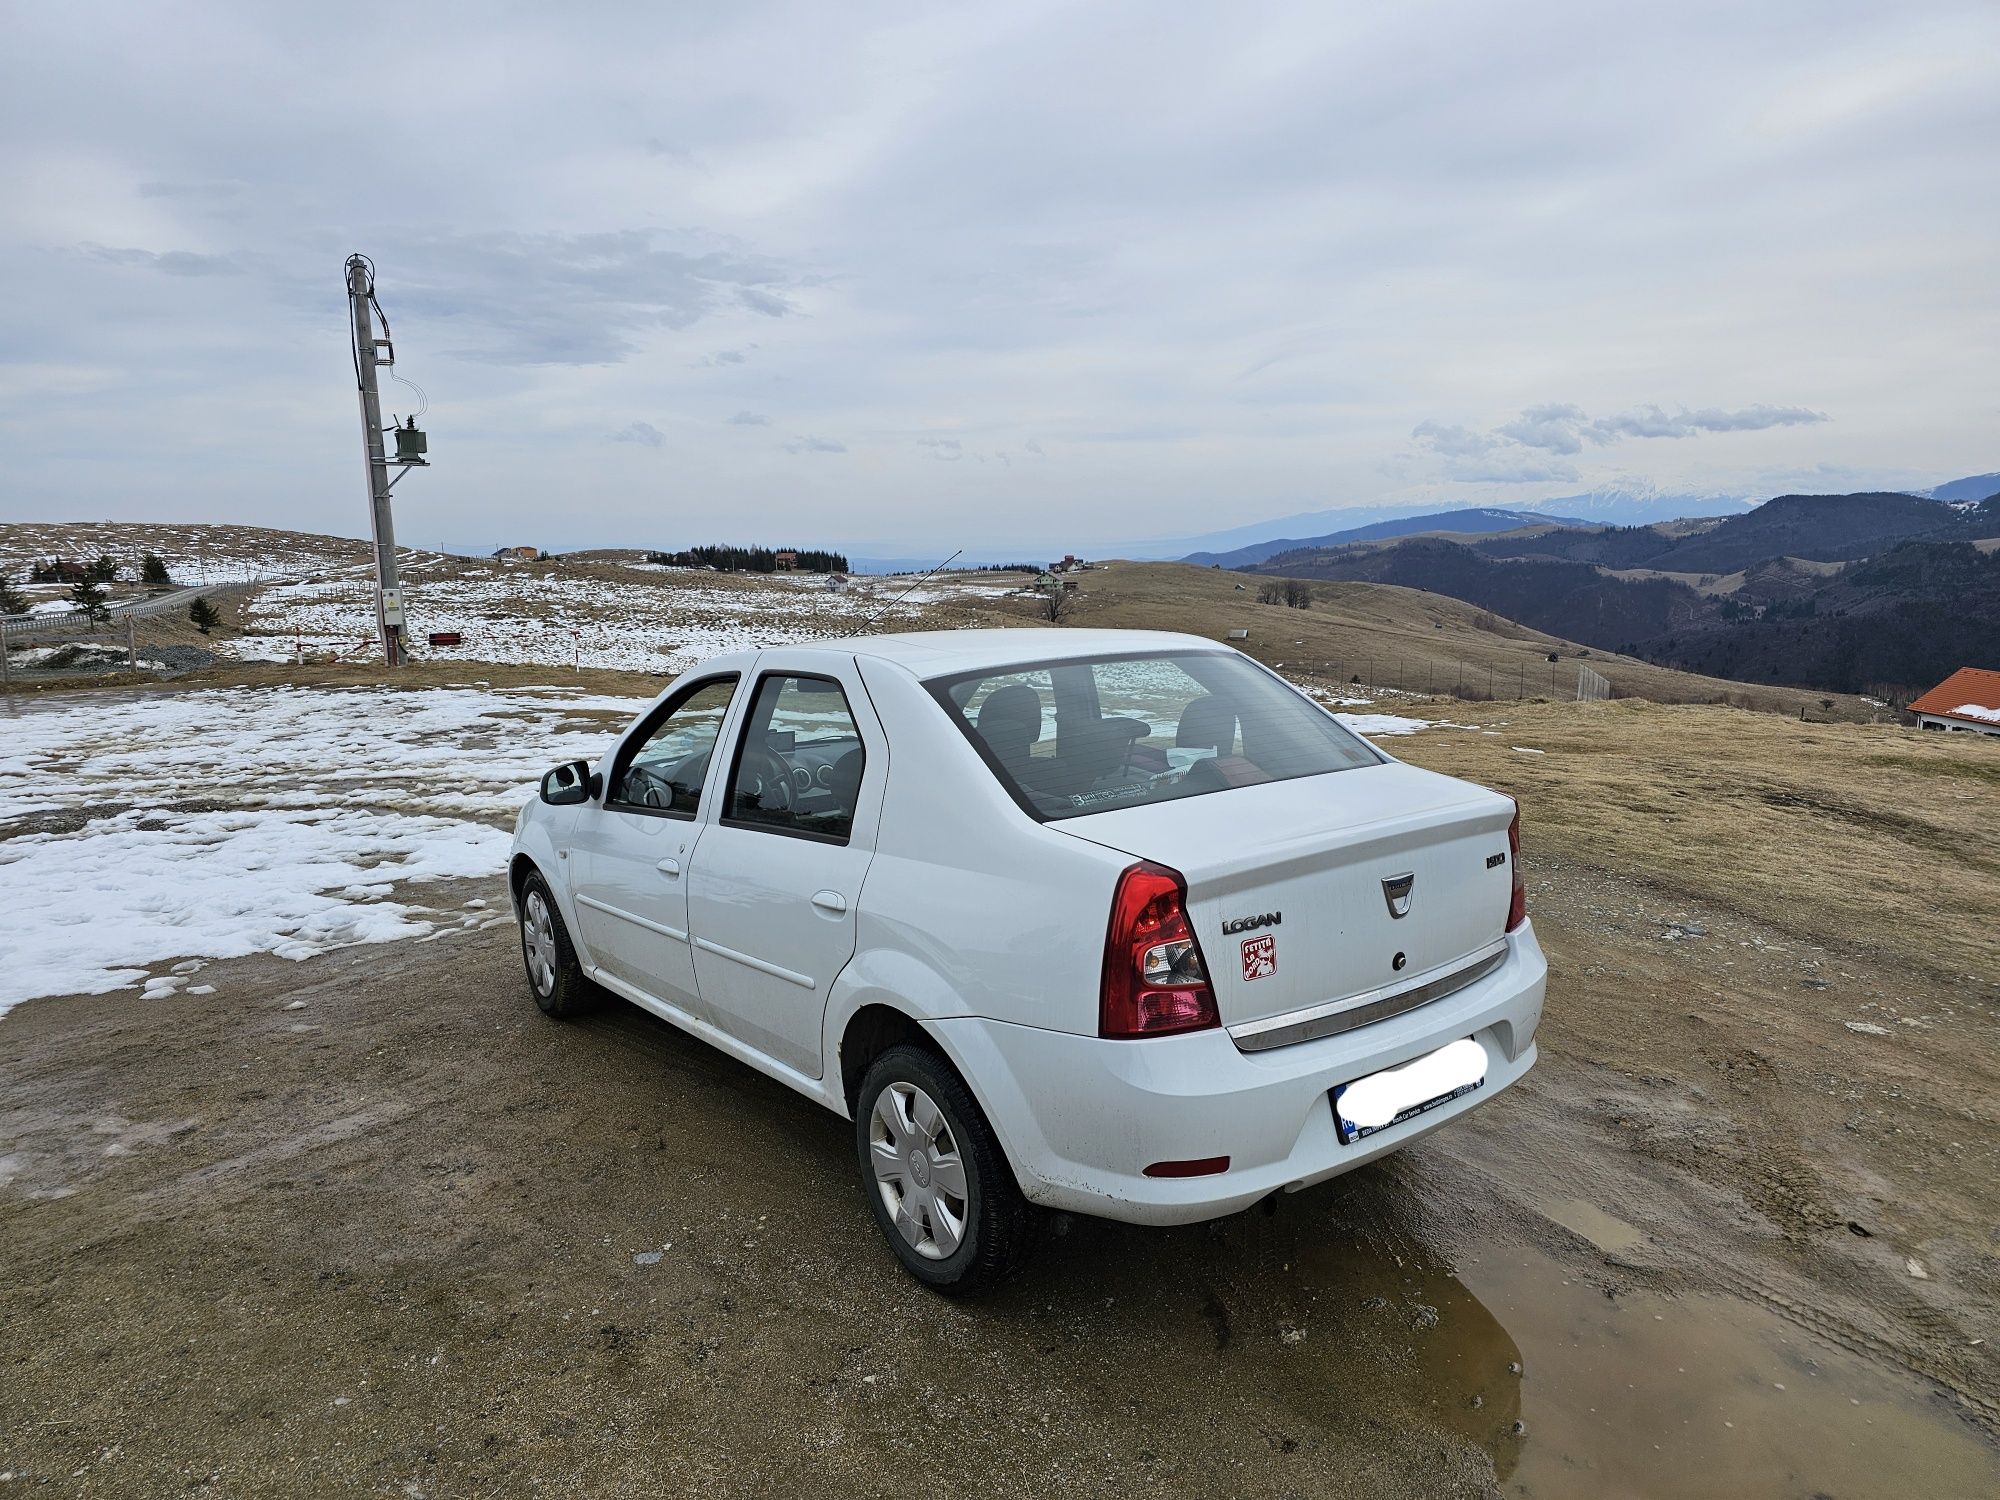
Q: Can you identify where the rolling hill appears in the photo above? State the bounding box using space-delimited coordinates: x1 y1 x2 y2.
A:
1183 507 1590 568
1239 493 2000 697
1468 491 1991 574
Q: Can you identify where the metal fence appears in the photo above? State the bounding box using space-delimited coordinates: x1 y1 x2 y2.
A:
1275 652 1607 704
1577 665 1611 702
2 586 254 692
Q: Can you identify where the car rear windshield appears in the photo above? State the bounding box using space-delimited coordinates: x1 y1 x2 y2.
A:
927 651 1383 821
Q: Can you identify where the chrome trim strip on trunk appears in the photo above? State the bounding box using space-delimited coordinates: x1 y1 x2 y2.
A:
1227 939 1510 1053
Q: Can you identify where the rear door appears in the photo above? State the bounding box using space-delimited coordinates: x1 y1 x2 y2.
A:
685 658 884 1078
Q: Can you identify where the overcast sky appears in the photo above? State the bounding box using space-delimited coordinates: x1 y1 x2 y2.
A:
3 1 1995 555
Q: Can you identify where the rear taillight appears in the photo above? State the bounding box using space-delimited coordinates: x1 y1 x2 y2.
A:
1505 800 1527 932
1100 861 1219 1038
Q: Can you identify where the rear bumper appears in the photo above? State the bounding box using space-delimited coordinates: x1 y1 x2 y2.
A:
934 923 1546 1226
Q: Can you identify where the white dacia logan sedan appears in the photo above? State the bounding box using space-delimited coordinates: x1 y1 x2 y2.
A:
511 629 1545 1290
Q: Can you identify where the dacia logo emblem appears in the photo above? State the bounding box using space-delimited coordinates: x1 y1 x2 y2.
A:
1381 873 1415 919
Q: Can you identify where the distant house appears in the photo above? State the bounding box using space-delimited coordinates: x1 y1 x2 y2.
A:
824 573 850 593
1908 667 2000 736
492 546 540 562
774 550 799 571
31 560 88 584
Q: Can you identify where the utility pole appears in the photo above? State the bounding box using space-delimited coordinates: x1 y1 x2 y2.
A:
345 254 427 667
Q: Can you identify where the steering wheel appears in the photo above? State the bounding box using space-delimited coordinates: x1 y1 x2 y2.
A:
738 746 796 815
623 763 671 808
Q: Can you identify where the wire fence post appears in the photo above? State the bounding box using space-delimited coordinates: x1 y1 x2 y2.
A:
126 616 138 672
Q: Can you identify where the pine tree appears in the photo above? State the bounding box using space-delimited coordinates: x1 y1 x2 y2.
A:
0 575 25 615
188 596 220 634
86 553 119 583
141 552 171 586
69 579 110 624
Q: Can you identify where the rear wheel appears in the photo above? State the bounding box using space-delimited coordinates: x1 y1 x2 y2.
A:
519 872 592 1019
854 1045 1037 1292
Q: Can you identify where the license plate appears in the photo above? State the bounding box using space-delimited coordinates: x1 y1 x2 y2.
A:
1333 1037 1488 1145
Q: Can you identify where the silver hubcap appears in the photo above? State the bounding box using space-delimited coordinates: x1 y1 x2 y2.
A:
869 1081 968 1260
523 891 557 997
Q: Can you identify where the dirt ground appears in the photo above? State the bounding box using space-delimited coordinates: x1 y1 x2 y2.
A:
4 674 1998 1496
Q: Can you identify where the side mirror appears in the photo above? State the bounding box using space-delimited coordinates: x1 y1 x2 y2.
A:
539 759 598 806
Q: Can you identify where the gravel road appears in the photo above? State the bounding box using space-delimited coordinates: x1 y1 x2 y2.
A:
2 859 1995 1497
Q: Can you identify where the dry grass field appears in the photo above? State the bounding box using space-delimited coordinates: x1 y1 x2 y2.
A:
985 560 1883 721
1384 696 2000 984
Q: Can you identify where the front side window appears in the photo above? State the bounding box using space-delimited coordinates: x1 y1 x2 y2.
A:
609 677 738 815
931 652 1381 820
724 674 867 842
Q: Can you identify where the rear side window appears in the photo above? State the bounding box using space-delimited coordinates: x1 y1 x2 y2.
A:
929 652 1380 820
723 673 867 842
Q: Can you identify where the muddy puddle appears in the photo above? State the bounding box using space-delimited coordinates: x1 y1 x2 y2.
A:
1273 1221 1996 1496
1035 1177 1996 1497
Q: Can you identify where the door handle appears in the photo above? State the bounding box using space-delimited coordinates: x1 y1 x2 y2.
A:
656 858 682 877
811 890 848 915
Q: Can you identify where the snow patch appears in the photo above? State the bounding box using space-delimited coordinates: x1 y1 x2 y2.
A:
1334 712 1436 737
0 683 649 1014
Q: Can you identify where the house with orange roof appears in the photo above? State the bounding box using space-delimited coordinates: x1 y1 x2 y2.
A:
1907 666 2000 737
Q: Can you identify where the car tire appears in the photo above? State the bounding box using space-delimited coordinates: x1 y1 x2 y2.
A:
518 871 593 1019
854 1044 1038 1293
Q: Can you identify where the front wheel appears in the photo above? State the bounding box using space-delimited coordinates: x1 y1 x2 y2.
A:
854 1045 1038 1293
518 872 592 1019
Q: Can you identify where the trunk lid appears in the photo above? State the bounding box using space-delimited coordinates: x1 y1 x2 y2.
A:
1059 762 1514 1034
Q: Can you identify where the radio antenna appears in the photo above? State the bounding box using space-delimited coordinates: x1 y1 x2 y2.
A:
861 549 963 630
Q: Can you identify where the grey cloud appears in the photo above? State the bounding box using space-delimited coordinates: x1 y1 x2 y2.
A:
917 437 963 460
1588 403 1826 441
1497 403 1590 455
698 348 752 367
74 243 241 277
1410 420 1497 459
1420 402 1832 479
376 231 798 365
727 410 770 425
784 435 846 454
736 287 793 317
610 421 664 447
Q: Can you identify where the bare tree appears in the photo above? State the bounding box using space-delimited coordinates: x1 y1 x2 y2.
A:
1041 577 1075 622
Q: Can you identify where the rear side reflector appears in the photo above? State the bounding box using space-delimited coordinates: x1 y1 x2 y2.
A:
1143 1156 1231 1178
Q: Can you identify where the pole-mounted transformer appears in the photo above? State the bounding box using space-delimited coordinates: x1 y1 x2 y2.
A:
345 254 430 667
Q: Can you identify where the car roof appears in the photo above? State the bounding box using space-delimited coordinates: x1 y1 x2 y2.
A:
787 627 1233 680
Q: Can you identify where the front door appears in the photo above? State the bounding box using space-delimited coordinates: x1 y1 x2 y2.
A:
569 675 740 1011
686 664 881 1077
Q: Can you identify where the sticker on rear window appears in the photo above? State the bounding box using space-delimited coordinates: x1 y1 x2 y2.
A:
1241 934 1276 982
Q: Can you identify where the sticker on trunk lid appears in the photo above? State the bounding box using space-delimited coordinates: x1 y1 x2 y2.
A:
1241 934 1277 981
